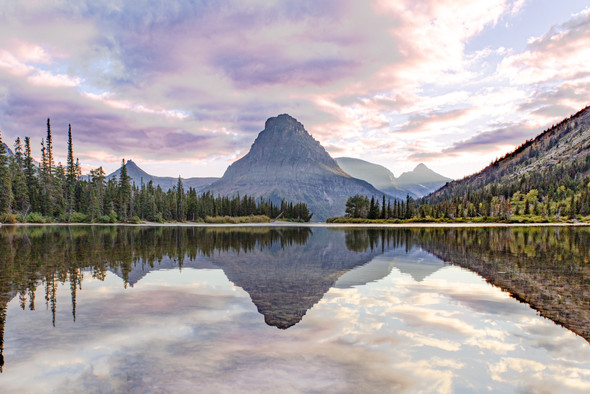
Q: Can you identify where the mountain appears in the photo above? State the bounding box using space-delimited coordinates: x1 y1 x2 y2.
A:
335 157 411 199
106 160 218 192
427 106 590 204
396 163 452 197
206 114 386 220
335 157 451 198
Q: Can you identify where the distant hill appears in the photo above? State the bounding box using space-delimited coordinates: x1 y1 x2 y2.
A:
206 114 386 221
427 106 590 204
106 160 218 192
335 157 410 199
396 163 452 197
335 157 451 198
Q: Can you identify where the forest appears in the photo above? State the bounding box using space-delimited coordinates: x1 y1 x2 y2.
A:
0 120 311 223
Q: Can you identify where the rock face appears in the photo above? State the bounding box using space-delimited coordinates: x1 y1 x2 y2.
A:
396 163 452 197
206 114 385 220
107 160 218 192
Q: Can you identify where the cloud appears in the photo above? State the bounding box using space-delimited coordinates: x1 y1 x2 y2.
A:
0 0 589 178
442 123 538 154
499 8 590 85
397 108 473 134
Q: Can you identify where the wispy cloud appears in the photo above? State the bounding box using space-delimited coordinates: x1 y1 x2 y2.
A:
0 1 588 178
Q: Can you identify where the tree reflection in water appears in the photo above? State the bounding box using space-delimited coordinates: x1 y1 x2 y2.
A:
0 225 589 374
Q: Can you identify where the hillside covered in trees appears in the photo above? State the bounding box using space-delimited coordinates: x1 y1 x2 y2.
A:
331 106 590 222
0 120 311 223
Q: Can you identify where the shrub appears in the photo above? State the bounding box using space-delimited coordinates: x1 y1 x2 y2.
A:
97 215 111 223
25 212 46 223
128 216 142 224
70 212 89 223
0 213 19 224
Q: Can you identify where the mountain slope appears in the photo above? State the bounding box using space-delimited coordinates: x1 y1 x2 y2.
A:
335 157 411 199
206 114 386 220
396 163 452 197
427 105 590 204
107 160 218 192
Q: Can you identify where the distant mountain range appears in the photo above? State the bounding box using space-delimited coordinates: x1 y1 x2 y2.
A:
335 157 450 198
205 114 386 220
106 160 218 192
427 105 590 204
101 115 452 219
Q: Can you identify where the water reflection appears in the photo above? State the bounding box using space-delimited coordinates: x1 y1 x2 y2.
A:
0 225 589 392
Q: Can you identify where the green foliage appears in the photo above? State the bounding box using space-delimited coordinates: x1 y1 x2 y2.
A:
345 194 370 218
97 215 112 224
70 212 89 223
0 213 18 224
25 212 47 223
204 215 271 224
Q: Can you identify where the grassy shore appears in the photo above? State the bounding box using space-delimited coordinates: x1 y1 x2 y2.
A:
326 215 590 225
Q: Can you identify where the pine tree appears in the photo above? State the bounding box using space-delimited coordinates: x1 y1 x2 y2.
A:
45 119 54 177
65 124 77 218
10 137 29 213
368 196 380 219
0 130 13 215
117 159 131 221
66 124 76 187
176 176 184 221
23 137 38 212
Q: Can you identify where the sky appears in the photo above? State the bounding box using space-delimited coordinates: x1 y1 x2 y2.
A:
0 0 589 180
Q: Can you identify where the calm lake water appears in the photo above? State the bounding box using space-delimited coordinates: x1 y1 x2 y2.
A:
0 225 589 393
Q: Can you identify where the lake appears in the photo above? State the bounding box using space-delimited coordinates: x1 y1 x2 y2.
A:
0 225 589 393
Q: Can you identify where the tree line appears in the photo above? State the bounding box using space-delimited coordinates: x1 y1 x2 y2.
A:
337 156 590 223
0 119 311 223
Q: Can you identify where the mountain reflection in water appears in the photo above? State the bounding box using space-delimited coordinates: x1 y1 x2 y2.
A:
0 225 589 379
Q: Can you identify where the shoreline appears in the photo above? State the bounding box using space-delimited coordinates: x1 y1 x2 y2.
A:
2 221 590 228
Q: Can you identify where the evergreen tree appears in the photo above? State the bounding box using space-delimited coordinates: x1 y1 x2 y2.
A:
117 159 131 221
368 196 380 219
45 119 54 177
0 130 12 214
176 176 184 220
65 125 77 218
10 137 29 213
23 137 38 212
66 124 76 187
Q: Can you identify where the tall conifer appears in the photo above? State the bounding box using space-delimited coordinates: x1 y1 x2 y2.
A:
0 130 12 214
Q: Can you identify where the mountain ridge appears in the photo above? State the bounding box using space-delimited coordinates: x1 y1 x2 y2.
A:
335 157 451 198
106 160 218 192
427 105 590 204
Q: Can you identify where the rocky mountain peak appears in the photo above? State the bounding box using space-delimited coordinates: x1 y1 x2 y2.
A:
264 113 303 132
414 163 428 172
232 114 337 170
207 114 385 220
